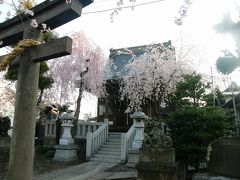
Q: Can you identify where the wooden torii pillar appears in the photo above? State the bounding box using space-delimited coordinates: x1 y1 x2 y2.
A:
0 0 93 179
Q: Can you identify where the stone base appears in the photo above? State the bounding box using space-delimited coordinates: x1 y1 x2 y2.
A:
53 144 79 162
136 162 177 180
127 148 140 167
41 137 56 146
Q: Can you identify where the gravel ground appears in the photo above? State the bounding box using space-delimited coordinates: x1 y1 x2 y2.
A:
0 153 84 179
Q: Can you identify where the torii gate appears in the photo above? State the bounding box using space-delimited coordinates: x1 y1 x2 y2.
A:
0 0 93 179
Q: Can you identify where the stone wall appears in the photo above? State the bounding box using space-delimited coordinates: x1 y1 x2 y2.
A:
208 137 240 179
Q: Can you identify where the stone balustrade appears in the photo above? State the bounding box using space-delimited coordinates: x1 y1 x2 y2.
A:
120 123 136 162
75 121 104 139
44 120 56 138
86 119 109 160
44 120 103 139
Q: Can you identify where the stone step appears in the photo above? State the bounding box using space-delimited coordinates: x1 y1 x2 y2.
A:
108 138 122 142
100 147 121 152
106 141 121 145
109 132 123 135
94 153 120 159
90 157 120 163
108 137 121 141
108 133 123 139
108 134 122 137
107 139 121 143
103 144 121 149
89 132 123 163
97 150 121 155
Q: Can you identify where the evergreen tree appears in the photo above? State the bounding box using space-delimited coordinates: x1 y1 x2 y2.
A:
5 62 54 104
172 73 209 110
167 106 232 172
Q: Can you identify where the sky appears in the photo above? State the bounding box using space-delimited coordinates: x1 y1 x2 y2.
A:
52 0 239 90
0 0 240 118
1 0 240 87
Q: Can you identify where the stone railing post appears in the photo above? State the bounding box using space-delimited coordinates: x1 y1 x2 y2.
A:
86 131 93 160
75 121 104 139
87 125 91 133
104 118 109 140
93 125 97 132
82 124 86 136
121 134 127 162
120 123 136 163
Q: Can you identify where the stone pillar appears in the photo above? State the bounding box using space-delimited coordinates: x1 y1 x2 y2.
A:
53 111 79 162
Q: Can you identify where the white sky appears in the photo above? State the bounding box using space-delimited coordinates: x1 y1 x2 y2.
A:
1 0 240 118
1 0 240 89
56 0 240 89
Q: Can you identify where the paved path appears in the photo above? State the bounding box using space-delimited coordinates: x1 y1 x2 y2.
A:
34 161 117 180
34 161 137 180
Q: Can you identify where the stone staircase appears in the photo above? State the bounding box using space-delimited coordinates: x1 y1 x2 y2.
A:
90 132 122 163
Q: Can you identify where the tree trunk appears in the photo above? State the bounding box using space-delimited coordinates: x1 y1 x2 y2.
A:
104 97 109 119
153 100 161 122
74 86 83 119
37 89 44 105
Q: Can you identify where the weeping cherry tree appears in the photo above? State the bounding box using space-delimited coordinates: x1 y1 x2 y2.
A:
119 44 188 120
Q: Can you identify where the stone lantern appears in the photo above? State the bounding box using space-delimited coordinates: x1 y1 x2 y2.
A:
130 111 147 149
127 111 147 167
58 111 75 145
53 110 79 162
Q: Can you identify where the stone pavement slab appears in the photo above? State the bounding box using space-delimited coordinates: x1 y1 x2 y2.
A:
34 161 116 180
104 171 137 180
193 173 238 180
85 171 137 180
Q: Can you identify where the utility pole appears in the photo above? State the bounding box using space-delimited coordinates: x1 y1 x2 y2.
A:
211 67 216 107
229 76 239 136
